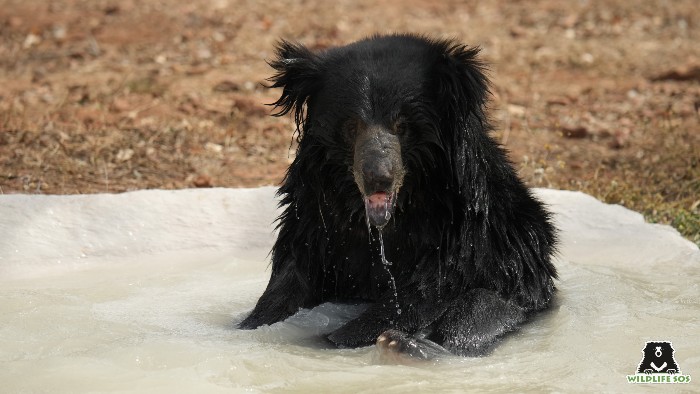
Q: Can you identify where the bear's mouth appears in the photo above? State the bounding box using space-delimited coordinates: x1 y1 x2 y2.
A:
364 191 397 229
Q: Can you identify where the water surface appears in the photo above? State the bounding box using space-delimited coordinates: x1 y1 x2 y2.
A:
0 188 698 392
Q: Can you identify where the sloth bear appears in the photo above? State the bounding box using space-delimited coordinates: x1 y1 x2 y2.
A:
637 342 680 374
239 34 557 359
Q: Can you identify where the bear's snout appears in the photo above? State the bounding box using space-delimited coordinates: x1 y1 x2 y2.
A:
352 123 405 228
352 124 405 197
361 159 394 194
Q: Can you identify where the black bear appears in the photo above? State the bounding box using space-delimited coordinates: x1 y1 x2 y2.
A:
239 34 557 359
637 342 680 374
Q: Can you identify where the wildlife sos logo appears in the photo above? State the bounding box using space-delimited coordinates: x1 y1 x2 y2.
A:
627 341 691 384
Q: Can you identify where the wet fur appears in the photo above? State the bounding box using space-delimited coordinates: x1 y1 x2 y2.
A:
239 34 557 357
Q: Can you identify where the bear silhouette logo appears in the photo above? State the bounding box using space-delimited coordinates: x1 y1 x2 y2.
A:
636 341 680 375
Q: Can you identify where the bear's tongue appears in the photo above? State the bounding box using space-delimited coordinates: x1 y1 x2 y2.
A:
364 192 394 228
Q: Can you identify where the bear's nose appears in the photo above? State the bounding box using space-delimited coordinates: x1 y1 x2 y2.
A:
362 160 393 194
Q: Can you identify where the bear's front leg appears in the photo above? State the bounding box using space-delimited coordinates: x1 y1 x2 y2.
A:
430 288 527 356
326 301 394 347
238 262 312 329
327 288 447 348
374 289 528 360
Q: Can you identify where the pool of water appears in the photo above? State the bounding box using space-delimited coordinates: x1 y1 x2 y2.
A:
1 188 698 392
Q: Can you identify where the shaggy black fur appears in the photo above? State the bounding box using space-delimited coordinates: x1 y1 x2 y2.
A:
239 34 557 358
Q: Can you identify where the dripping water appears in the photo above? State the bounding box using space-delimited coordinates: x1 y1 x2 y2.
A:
377 231 401 316
365 213 371 242
364 193 401 316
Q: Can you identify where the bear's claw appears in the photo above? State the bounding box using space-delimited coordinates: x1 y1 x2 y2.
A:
376 329 450 363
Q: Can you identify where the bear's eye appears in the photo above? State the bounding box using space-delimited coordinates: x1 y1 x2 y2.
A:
390 116 407 135
342 118 359 141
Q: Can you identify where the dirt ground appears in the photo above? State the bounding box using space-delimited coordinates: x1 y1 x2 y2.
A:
1 0 698 244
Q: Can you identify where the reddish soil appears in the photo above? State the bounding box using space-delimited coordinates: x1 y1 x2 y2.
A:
1 0 698 242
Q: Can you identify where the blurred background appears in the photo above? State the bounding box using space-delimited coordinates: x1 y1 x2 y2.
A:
0 0 698 245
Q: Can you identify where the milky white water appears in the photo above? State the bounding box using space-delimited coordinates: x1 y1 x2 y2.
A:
1 187 698 392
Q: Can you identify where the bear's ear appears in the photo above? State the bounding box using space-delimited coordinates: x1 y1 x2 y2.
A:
433 41 490 130
430 40 491 186
267 40 322 133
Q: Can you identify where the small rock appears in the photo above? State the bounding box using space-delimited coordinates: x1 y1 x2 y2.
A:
609 129 630 149
509 26 529 38
192 174 213 188
205 142 223 153
196 46 212 60
561 125 589 139
116 148 134 162
23 33 41 48
213 80 240 92
52 25 67 41
212 31 226 43
231 95 268 116
242 81 256 91
546 97 570 106
506 104 526 117
111 97 130 112
651 64 700 82
104 5 120 15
